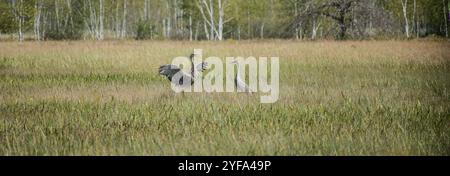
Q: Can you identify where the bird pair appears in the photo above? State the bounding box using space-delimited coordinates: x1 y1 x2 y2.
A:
159 53 253 93
158 53 208 86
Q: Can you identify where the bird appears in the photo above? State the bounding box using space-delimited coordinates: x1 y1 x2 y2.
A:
159 53 208 87
231 60 254 94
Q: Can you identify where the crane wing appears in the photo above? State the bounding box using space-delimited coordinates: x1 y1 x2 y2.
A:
159 64 181 81
195 62 209 72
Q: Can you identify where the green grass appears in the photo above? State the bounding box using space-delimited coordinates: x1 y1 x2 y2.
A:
0 41 449 155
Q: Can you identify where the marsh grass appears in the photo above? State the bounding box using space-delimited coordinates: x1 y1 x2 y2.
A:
0 40 449 155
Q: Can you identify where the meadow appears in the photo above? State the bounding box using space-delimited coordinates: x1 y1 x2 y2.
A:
0 40 449 155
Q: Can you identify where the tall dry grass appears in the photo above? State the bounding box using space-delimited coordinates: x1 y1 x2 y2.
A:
0 40 449 155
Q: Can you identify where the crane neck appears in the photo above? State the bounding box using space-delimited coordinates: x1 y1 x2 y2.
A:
235 63 241 79
190 58 195 77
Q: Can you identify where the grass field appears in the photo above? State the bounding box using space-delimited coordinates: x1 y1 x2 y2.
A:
0 40 449 155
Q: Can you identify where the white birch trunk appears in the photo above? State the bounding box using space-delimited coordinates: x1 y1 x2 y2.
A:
195 22 199 40
34 0 42 41
167 17 171 39
413 0 416 37
55 0 60 31
11 0 24 42
99 0 104 40
165 1 171 39
260 23 265 39
444 0 449 37
237 25 241 40
311 19 321 40
162 19 166 38
42 10 47 38
189 15 193 41
144 0 149 21
18 0 23 42
217 0 224 40
401 0 410 38
197 0 217 40
209 0 215 40
294 0 298 39
203 22 210 40
88 0 96 39
196 0 227 40
115 2 120 38
300 26 303 40
121 0 127 39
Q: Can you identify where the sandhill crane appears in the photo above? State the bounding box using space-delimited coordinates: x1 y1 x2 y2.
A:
159 53 208 87
231 60 254 94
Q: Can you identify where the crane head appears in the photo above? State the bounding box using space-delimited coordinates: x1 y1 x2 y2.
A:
189 53 196 60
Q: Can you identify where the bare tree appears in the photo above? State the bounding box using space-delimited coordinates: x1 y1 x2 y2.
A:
290 0 357 40
321 0 357 39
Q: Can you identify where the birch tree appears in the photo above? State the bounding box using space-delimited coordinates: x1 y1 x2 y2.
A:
189 15 193 41
1 0 449 41
144 0 149 21
197 0 216 40
288 0 311 40
10 0 24 42
311 17 321 39
413 0 417 37
34 0 42 41
401 0 410 38
85 0 103 40
444 0 448 37
115 1 120 38
217 0 225 40
99 0 104 40
121 0 127 38
196 0 229 40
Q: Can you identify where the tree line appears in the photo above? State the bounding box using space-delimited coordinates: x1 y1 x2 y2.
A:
0 0 448 41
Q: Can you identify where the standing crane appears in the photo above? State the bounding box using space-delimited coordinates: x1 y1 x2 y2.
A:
231 60 254 94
